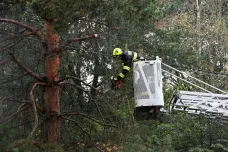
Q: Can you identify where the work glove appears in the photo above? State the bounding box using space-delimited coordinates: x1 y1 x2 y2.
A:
111 77 123 89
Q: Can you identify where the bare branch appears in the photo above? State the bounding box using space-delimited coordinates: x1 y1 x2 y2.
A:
2 119 33 130
92 142 104 152
3 31 36 41
9 53 45 82
12 139 42 149
61 83 105 120
61 112 117 128
62 117 91 137
80 113 117 128
79 18 108 27
1 110 33 125
58 76 98 90
126 97 135 124
16 103 30 113
35 104 44 114
0 59 11 65
1 38 24 53
0 96 44 125
61 116 109 152
28 82 46 138
0 18 43 39
66 34 98 45
0 74 29 85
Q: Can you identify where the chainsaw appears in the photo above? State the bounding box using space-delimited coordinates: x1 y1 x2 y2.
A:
102 77 123 93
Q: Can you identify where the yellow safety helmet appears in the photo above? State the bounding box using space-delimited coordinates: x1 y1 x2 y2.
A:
112 48 123 57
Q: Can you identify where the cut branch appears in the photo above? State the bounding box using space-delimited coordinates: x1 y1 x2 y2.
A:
9 53 44 82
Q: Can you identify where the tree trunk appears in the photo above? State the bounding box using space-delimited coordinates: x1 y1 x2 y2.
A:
91 57 99 98
44 20 60 143
196 0 202 57
75 60 84 108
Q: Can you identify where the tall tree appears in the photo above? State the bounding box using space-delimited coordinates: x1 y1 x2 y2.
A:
0 1 98 143
0 0 159 148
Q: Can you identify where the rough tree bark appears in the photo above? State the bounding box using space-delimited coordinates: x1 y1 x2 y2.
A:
44 19 61 143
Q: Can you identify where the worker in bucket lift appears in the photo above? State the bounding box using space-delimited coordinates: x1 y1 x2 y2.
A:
112 48 144 89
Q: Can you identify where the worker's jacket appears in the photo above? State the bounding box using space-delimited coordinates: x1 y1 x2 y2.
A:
117 51 143 80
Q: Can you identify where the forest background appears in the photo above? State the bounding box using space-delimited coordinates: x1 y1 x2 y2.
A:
1 0 228 151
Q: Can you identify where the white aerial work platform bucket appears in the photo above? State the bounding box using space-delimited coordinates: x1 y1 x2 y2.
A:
133 57 164 108
133 57 164 120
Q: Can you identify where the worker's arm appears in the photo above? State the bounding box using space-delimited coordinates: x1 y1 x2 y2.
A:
116 59 131 80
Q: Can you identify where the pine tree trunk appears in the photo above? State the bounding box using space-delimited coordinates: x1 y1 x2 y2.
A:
44 20 60 143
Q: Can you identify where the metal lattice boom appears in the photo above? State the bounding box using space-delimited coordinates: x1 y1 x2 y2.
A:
169 91 228 121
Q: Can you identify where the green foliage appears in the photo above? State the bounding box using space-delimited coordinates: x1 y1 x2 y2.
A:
211 143 228 152
1 0 228 151
26 0 105 32
6 139 64 152
154 28 197 67
155 0 181 19
7 139 40 152
121 121 175 152
163 82 174 105
189 147 213 152
0 136 10 152
211 140 228 152
40 143 64 152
